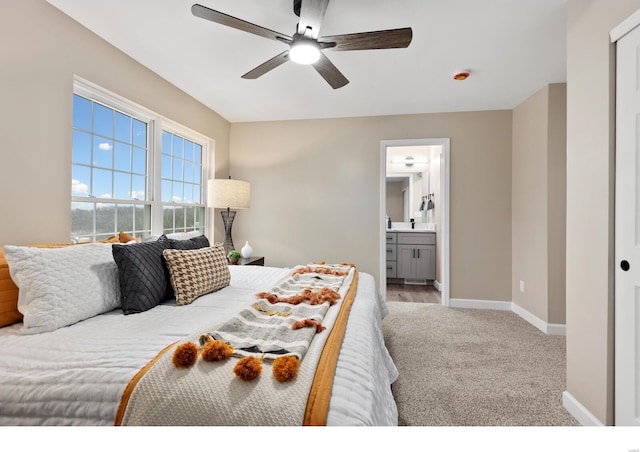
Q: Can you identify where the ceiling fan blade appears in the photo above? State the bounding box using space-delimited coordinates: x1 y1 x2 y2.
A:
192 4 292 44
320 27 413 51
297 0 330 38
241 50 290 79
312 53 349 89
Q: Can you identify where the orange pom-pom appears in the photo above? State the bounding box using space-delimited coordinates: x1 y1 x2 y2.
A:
256 291 280 304
272 355 300 382
291 318 326 333
172 342 199 368
201 340 234 362
233 356 263 381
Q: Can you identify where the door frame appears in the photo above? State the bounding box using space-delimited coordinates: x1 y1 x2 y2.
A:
379 138 450 306
611 9 640 426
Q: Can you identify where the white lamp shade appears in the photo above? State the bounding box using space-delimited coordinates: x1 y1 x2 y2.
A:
207 179 250 209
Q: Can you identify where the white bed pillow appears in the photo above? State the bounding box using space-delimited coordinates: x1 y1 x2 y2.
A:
3 244 121 334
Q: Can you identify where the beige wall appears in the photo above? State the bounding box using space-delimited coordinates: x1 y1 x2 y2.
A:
0 0 231 247
230 110 512 300
511 83 566 325
547 83 567 325
512 85 550 321
566 0 640 425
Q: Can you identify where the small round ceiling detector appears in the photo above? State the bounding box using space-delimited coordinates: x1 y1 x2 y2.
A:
453 70 470 81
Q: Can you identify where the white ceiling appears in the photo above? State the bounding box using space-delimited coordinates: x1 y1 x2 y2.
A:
46 0 567 123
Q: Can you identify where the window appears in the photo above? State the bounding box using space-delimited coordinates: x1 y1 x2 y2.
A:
161 130 204 234
71 80 209 242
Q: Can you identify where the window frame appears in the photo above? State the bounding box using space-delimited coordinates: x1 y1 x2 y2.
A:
72 77 212 240
156 123 208 235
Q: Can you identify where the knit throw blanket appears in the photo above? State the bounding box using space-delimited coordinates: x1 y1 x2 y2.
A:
116 263 357 426
207 267 348 361
207 299 329 361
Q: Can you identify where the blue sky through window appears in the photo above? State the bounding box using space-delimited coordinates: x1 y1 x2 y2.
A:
161 130 203 205
72 94 148 202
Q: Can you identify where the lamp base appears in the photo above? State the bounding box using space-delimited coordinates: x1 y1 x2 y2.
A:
221 209 236 255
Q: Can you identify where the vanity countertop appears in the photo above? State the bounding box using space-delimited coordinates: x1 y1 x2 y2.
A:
387 228 435 233
386 222 436 233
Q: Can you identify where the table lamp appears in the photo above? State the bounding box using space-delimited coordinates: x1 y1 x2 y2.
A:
207 178 250 255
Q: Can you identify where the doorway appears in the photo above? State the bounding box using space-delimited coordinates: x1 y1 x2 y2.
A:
379 138 450 306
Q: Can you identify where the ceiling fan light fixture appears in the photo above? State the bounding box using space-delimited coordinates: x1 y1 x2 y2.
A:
289 40 321 65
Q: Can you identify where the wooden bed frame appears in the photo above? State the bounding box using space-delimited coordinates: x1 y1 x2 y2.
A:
0 248 21 327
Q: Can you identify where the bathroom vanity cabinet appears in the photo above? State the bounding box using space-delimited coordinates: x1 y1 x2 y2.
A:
386 231 436 282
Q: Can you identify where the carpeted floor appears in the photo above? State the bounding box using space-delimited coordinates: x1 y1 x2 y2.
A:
382 301 580 426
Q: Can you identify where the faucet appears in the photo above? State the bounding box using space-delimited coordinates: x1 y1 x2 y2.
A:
410 218 415 229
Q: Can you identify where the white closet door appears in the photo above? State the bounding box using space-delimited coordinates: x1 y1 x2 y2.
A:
615 22 640 427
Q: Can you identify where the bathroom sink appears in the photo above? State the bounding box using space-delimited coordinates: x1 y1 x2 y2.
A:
387 223 436 232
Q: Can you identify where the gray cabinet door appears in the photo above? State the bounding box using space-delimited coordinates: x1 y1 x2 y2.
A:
397 243 436 280
394 233 436 281
397 244 416 279
416 245 436 280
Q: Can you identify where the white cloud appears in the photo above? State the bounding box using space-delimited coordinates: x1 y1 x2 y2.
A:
71 179 89 195
98 194 112 199
130 190 145 200
98 142 113 151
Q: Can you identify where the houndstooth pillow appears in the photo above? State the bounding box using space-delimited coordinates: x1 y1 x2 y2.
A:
162 245 230 306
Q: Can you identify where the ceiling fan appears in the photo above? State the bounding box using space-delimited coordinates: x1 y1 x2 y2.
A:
191 0 413 89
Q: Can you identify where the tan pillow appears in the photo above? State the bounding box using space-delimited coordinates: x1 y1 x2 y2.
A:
162 245 230 306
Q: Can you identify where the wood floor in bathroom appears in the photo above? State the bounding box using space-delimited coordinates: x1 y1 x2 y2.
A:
386 284 441 304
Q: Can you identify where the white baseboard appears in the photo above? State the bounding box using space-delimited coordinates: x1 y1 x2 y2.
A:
511 303 567 336
562 391 604 426
449 298 566 336
433 280 442 292
449 298 512 311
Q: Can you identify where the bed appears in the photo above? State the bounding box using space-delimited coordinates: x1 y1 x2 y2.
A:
0 235 399 426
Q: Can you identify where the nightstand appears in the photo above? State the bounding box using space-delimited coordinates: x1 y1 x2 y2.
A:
237 256 264 266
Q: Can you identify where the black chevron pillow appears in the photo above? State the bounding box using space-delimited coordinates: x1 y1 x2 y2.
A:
112 238 171 315
167 234 210 250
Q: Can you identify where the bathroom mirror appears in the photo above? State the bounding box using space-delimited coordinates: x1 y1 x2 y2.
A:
385 146 431 224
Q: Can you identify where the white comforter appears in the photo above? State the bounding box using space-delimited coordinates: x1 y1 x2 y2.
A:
0 266 398 426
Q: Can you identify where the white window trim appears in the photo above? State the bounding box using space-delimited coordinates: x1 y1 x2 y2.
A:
72 76 213 237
